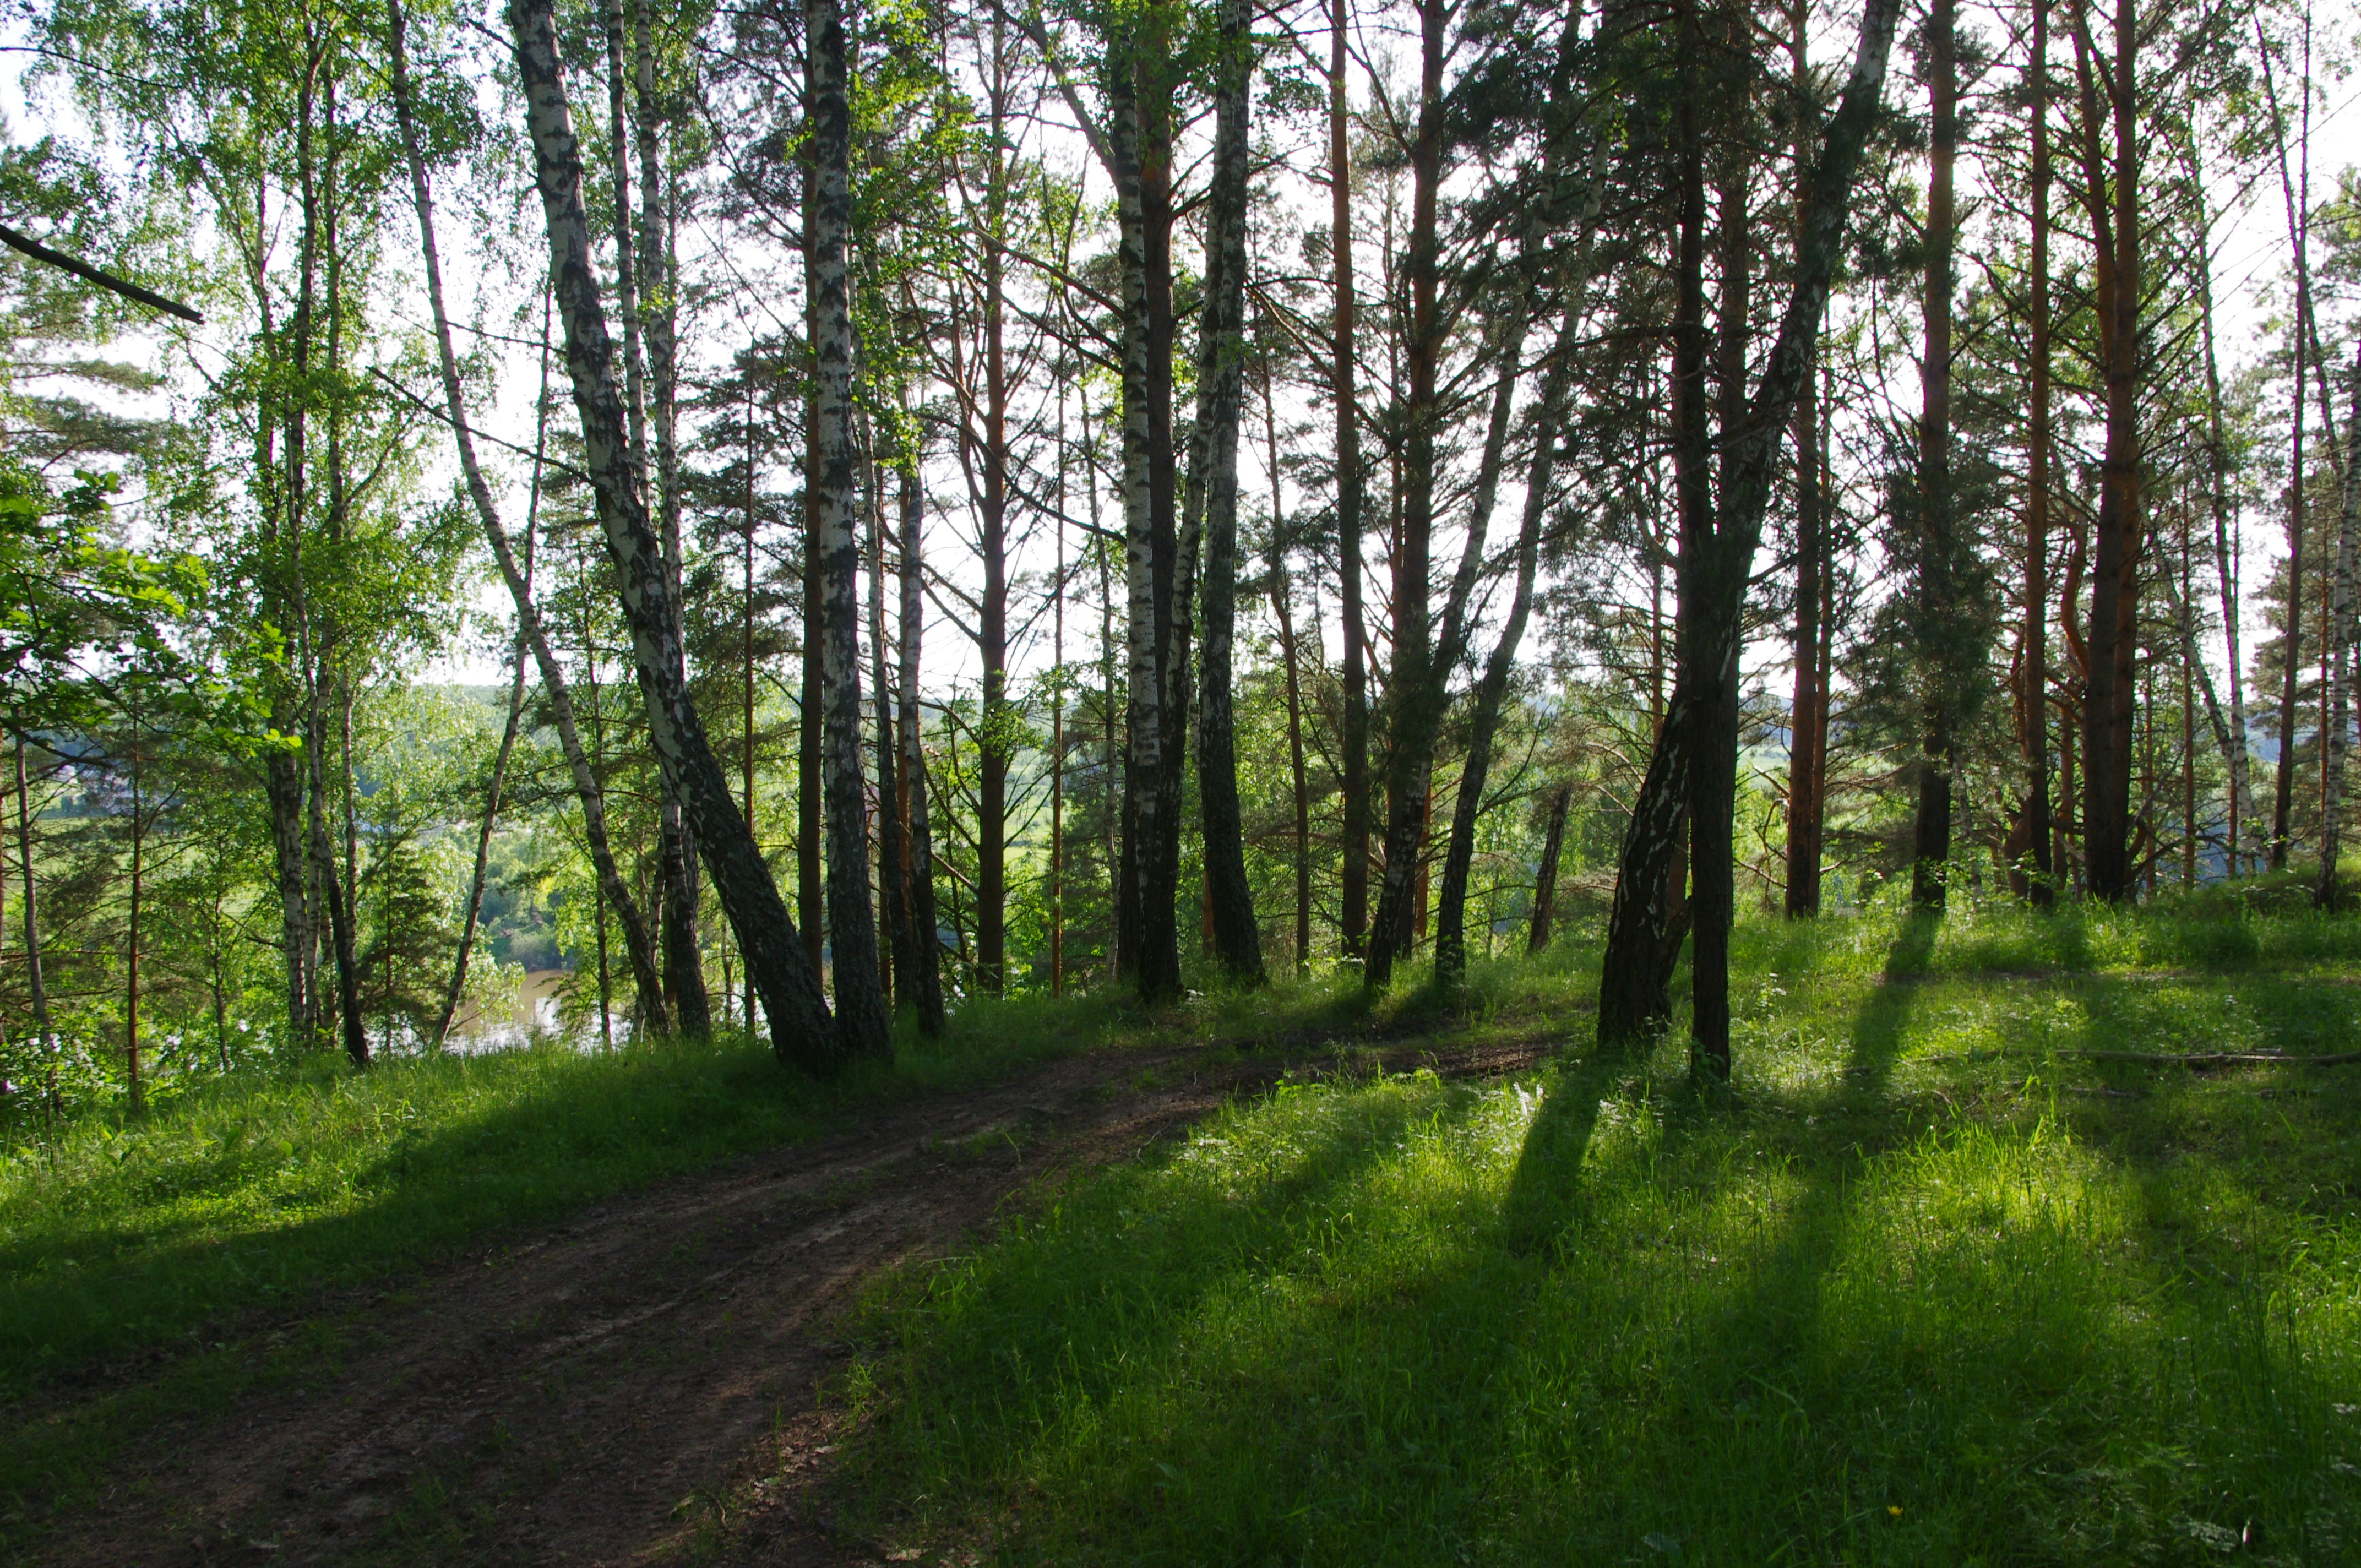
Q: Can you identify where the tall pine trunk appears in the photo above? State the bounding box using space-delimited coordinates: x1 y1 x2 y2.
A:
1910 0 1956 908
2070 0 2141 901
1363 0 1446 987
1783 0 1827 917
1264 363 1314 974
2191 164 2254 871
2023 0 2056 902
1331 0 1371 960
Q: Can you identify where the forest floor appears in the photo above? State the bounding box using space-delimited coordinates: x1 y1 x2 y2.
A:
10 892 2361 1566
4 999 1552 1567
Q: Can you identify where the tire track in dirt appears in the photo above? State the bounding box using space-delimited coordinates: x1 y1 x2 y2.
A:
24 1033 1558 1567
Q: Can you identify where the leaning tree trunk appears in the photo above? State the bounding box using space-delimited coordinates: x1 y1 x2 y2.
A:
807 0 889 1059
505 0 837 1068
1602 0 1711 1050
1527 784 1573 954
1435 313 1576 988
2191 164 2255 870
1598 0 1901 1058
1189 0 1263 984
437 633 529 1049
390 0 672 1032
2319 345 2361 908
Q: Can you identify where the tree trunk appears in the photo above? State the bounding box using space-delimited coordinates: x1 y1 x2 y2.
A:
2023 0 2057 902
307 715 367 1066
431 319 548 1052
897 443 947 1033
2261 23 2327 870
872 439 915 1014
807 0 889 1059
601 0 705 1031
2069 0 2141 902
972 16 1012 995
1528 784 1572 953
13 737 48 1046
1786 364 1825 915
2320 345 2361 907
1598 0 1901 1054
1910 0 1956 909
1330 0 1371 963
1437 312 1575 987
1144 40 1192 1003
1265 362 1313 975
1783 0 1826 917
1363 0 1446 988
1190 0 1263 984
1111 40 1183 1002
389 0 672 1033
2191 166 2254 873
124 734 143 1112
1051 416 1067 997
438 626 531 1050
506 0 838 1067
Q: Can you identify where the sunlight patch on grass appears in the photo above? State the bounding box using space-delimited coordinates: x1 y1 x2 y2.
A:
845 911 2361 1566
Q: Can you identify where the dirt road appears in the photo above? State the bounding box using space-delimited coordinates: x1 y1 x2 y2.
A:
26 1035 1553 1567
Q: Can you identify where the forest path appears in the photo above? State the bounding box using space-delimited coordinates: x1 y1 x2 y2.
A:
34 1031 1554 1568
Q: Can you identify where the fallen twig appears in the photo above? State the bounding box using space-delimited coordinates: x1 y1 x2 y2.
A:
1924 1047 2361 1069
2065 1049 2361 1068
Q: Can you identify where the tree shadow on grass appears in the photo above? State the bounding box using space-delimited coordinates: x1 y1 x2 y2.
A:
1838 907 1940 1101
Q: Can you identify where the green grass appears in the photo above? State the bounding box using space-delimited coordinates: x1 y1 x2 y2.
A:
0 989 1171 1545
839 900 2361 1566
0 963 1571 1551
0 993 1155 1401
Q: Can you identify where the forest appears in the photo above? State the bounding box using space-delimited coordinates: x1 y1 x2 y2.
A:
0 0 2358 1557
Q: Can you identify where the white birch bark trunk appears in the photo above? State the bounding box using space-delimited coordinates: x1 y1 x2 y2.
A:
390 0 672 1032
506 0 839 1066
1189 0 1261 982
808 0 889 1058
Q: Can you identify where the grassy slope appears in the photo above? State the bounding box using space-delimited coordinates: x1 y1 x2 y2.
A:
0 989 1186 1536
843 899 2361 1566
0 989 1208 1400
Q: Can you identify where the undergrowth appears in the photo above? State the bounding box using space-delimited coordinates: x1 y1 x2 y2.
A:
839 898 2361 1566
